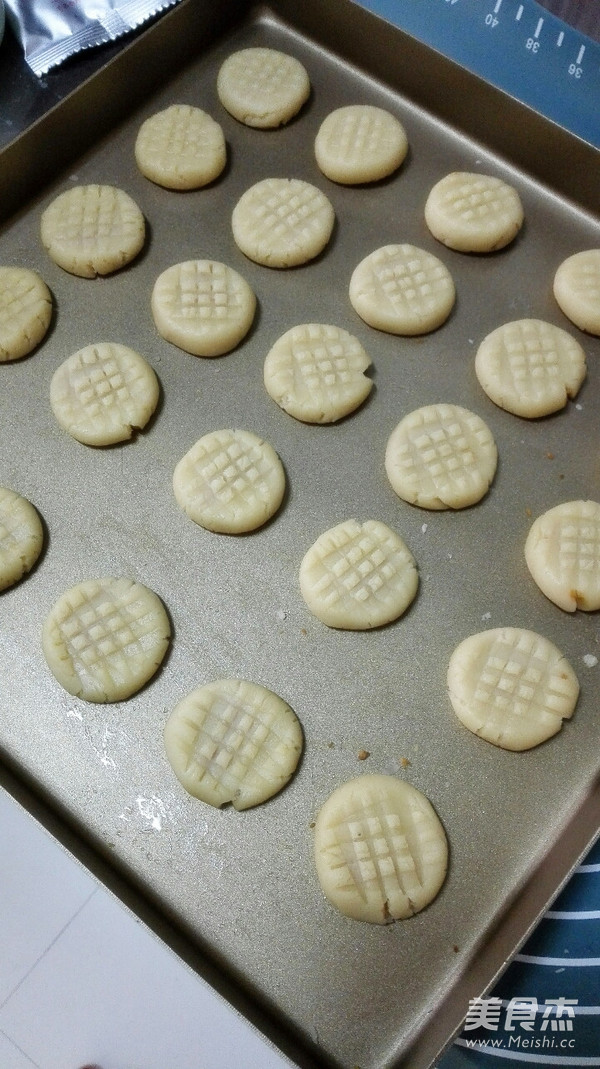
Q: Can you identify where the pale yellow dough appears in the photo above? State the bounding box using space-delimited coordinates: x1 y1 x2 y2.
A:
385 403 497 510
263 323 372 423
315 105 408 185
173 429 286 534
135 104 226 190
314 774 448 924
164 679 303 809
50 342 159 446
553 249 600 336
217 47 310 128
231 178 335 268
525 499 600 612
0 487 44 592
42 577 170 703
0 267 52 361
299 519 418 630
151 260 256 356
349 244 455 335
425 172 523 253
475 319 586 418
40 184 145 278
447 628 579 751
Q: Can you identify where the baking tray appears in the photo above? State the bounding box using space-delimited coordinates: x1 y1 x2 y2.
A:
1 2 599 1067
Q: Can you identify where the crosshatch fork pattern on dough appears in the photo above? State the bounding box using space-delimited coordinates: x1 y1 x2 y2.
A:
385 403 497 509
164 679 303 809
231 178 335 267
173 429 285 533
349 243 455 335
151 260 256 356
314 775 448 923
300 519 418 629
447 627 579 751
525 500 600 611
42 578 170 702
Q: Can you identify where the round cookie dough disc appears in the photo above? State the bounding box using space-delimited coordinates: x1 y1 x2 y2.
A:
0 487 44 592
314 774 448 924
42 577 170 703
0 267 52 362
40 184 145 278
525 499 600 612
553 249 600 336
264 323 373 423
385 403 497 510
135 104 226 190
299 518 418 630
447 627 579 751
173 428 286 534
315 105 408 185
217 47 310 128
164 679 303 810
475 319 586 418
50 342 159 446
231 178 335 268
151 260 256 356
424 172 523 253
349 244 455 335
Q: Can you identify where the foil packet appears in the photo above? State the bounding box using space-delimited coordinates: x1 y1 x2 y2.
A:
4 0 182 77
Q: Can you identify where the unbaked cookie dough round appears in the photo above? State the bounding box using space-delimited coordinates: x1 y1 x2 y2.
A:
134 104 226 190
314 104 408 185
42 577 170 702
475 319 586 418
0 487 44 592
50 342 159 446
173 428 286 534
553 249 600 336
299 518 418 630
263 322 372 423
447 627 579 751
151 260 256 356
525 499 600 612
424 172 523 253
385 403 497 510
231 178 335 268
164 678 303 810
314 774 448 924
40 184 145 278
0 266 52 362
349 244 455 335
217 47 310 128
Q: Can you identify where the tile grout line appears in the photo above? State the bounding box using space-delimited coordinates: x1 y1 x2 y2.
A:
0 884 100 1013
0 1027 40 1068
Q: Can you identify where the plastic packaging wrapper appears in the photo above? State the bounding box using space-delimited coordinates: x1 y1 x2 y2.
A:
4 0 182 76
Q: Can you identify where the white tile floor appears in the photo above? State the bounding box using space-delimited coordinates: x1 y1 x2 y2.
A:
0 787 298 1069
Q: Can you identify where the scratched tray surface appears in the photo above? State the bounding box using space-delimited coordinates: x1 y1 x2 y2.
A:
1 6 599 1069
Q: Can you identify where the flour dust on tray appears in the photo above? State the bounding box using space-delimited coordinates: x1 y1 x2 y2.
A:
164 678 303 809
42 577 170 702
314 774 448 924
0 266 52 361
40 184 145 278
